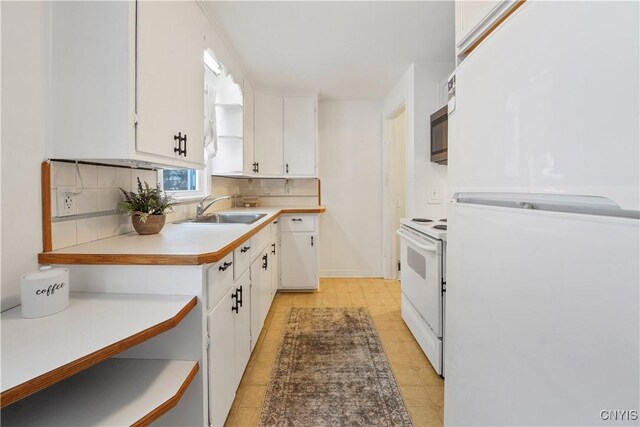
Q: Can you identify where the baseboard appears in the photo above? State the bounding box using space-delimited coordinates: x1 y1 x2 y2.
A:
319 270 383 277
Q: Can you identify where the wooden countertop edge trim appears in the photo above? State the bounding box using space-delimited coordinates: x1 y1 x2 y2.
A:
37 207 326 266
0 296 198 408
131 361 200 427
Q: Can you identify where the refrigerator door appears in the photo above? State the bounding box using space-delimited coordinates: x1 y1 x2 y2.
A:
448 1 640 211
445 200 639 426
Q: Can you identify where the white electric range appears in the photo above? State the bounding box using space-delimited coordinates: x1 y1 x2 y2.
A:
397 218 447 376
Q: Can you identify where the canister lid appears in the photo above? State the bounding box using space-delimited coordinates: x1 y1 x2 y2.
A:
21 266 68 281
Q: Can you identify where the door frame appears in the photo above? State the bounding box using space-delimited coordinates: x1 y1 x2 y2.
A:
382 102 407 279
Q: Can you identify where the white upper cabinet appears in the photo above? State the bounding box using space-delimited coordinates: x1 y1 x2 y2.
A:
242 79 256 176
49 1 204 169
455 0 522 60
136 1 204 166
253 93 284 176
215 92 317 177
284 96 317 176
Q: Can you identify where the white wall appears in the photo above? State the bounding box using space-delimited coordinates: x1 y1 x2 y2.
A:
381 62 454 278
318 101 383 277
1 1 48 311
413 63 453 219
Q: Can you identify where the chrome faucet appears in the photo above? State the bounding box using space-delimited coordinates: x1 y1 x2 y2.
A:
196 195 231 218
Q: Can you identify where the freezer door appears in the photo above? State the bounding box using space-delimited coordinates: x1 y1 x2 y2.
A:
445 201 639 426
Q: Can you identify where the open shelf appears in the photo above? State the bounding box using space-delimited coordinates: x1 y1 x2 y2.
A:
1 358 199 426
1 292 197 407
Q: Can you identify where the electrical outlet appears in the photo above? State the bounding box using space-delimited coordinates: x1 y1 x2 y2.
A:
428 184 443 204
57 186 77 217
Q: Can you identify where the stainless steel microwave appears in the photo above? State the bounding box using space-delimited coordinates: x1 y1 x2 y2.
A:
430 105 448 164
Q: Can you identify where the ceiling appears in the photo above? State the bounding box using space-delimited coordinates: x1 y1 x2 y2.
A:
204 1 455 100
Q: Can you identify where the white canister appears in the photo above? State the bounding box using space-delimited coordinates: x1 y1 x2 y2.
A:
20 266 70 318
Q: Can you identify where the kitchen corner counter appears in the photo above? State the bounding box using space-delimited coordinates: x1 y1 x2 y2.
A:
38 206 325 266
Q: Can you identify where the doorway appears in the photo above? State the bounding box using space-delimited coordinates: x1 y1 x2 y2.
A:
386 107 407 279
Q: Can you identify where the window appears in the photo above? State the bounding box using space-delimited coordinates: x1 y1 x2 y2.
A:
160 167 209 200
162 169 197 192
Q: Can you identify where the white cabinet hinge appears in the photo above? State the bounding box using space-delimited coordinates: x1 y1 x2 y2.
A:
206 333 211 350
133 112 139 125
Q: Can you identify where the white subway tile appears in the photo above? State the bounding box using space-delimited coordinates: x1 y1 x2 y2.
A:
98 215 119 239
77 217 98 244
115 168 132 191
98 188 120 212
52 221 77 250
76 189 98 215
77 164 98 189
97 166 117 189
51 162 76 188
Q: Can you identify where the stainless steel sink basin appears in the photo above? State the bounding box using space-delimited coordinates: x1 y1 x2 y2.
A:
175 213 267 225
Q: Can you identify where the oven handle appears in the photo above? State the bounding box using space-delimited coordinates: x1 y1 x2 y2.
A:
396 229 438 253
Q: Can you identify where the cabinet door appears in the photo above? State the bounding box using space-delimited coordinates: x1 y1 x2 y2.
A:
254 93 283 175
234 270 251 389
260 250 272 326
136 1 204 167
270 239 279 302
280 233 318 290
243 79 255 175
208 288 236 427
284 96 316 176
250 256 263 351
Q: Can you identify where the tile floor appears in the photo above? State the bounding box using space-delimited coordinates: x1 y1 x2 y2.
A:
225 278 445 427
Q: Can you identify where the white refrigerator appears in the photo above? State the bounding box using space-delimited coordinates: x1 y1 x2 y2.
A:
445 2 639 426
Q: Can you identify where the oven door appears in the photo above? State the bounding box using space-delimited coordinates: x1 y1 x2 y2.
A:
397 226 443 336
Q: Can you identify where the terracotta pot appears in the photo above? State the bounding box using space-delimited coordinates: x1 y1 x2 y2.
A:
131 213 166 235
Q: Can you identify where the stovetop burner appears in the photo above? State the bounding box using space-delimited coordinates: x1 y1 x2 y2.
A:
412 218 433 223
433 224 447 230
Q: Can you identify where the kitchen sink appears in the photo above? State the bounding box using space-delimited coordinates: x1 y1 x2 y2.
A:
175 213 267 225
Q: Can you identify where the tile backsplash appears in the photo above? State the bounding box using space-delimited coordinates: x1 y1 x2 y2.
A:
50 161 158 250
47 161 321 251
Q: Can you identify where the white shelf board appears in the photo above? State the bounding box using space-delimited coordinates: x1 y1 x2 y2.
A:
1 358 198 426
1 292 196 396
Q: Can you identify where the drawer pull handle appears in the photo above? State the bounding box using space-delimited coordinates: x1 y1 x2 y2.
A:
240 246 250 253
237 285 243 308
271 243 276 255
219 261 233 271
291 218 303 222
262 253 268 270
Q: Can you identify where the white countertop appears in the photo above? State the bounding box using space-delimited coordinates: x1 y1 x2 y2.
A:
39 206 324 265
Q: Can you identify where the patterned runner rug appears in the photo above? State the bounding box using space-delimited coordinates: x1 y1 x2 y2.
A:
259 307 413 427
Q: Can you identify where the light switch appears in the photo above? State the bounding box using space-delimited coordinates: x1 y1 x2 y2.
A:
428 184 443 204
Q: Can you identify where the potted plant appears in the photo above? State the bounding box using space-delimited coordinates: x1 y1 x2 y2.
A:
119 178 175 235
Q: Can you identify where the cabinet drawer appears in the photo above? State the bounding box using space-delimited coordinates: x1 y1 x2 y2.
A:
233 239 252 282
280 215 316 233
207 252 234 311
251 227 271 260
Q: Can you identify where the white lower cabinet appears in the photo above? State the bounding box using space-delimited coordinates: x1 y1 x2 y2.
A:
250 247 272 350
207 261 250 426
234 270 251 390
207 287 236 427
280 215 318 290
